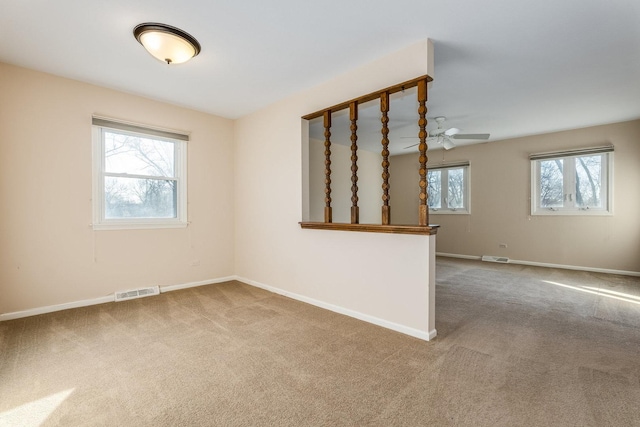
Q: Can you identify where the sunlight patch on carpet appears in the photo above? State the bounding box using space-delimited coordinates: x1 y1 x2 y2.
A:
543 280 640 306
0 389 74 427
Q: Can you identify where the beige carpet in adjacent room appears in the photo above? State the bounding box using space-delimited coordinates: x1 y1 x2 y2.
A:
1 257 639 426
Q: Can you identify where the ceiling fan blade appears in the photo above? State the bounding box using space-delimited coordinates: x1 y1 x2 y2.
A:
444 127 460 136
403 142 419 149
452 133 490 140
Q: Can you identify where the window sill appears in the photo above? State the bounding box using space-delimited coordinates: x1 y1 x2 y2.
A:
429 210 469 215
530 210 612 216
92 221 188 231
299 222 439 235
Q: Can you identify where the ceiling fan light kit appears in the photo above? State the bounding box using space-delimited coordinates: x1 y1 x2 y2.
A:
442 139 456 150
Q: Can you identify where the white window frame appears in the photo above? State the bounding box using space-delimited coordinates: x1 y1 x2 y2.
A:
91 117 188 230
427 162 470 215
530 146 613 216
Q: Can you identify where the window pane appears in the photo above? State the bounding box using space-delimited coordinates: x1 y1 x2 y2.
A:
105 176 177 218
539 159 564 207
575 155 602 208
447 168 464 208
105 131 175 177
427 170 441 208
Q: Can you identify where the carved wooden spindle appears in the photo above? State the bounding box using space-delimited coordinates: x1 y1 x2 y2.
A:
380 91 391 225
417 79 429 226
350 101 359 224
323 110 332 223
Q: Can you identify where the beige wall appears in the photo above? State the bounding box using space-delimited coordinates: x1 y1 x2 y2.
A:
0 63 236 314
1 40 437 338
309 139 383 223
390 120 640 272
388 153 421 225
235 40 437 339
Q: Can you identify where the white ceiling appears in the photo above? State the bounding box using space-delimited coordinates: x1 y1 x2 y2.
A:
1 0 639 151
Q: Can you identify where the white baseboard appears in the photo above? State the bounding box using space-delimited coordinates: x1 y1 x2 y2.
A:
0 296 114 322
436 252 482 260
2 274 438 341
436 252 640 277
160 276 237 293
0 276 236 322
507 259 640 277
236 276 437 342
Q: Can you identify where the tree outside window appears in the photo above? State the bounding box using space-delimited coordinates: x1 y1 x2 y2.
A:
92 119 188 229
427 164 469 214
532 151 611 215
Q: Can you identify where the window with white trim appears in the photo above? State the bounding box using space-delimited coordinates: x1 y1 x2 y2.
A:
531 146 613 215
427 162 469 214
92 117 188 229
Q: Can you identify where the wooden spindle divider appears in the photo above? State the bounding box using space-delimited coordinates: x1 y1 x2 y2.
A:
380 91 391 225
300 74 438 236
323 110 332 223
417 79 429 226
349 101 359 224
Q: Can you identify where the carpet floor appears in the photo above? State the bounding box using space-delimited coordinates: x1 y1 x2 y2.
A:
1 258 639 426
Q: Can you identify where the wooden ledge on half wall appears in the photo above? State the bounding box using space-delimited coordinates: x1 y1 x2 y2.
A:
299 222 439 235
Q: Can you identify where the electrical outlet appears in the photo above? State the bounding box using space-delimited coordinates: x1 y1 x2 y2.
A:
499 243 508 248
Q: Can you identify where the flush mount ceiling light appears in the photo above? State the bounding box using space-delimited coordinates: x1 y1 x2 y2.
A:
133 23 201 65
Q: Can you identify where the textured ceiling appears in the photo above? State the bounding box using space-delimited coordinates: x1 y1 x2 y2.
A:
1 0 639 150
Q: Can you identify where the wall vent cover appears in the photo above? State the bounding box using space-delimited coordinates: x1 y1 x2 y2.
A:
115 286 160 302
482 255 510 263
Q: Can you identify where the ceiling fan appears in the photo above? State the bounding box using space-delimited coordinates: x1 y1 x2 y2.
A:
403 116 490 150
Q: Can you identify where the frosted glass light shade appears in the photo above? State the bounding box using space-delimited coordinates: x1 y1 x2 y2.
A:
442 139 456 150
134 23 201 65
